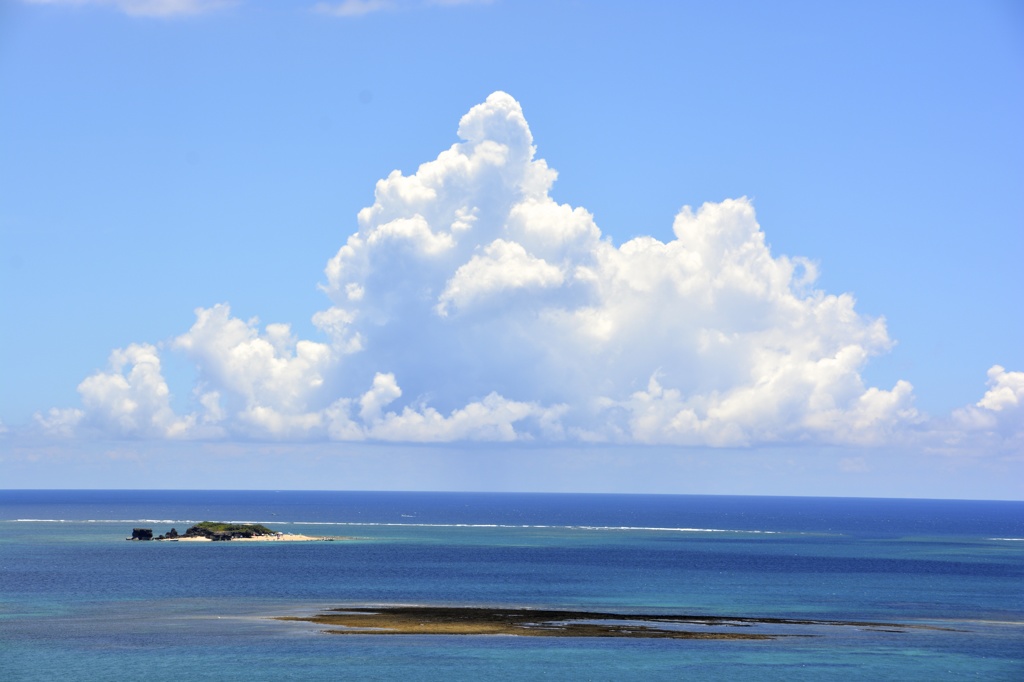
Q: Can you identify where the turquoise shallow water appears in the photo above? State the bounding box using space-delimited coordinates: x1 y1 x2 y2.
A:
1 491 1022 680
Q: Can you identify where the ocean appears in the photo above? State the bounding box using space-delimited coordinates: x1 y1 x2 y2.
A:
1 490 1021 680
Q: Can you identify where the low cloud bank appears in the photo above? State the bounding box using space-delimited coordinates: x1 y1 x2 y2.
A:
36 92 1022 451
22 0 236 18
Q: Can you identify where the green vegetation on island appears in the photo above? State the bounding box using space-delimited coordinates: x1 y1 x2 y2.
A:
189 521 278 537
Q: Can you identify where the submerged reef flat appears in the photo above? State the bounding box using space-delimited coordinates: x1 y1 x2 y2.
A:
277 606 950 640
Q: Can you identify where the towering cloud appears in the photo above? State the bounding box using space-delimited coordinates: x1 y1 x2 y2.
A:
36 92 1019 450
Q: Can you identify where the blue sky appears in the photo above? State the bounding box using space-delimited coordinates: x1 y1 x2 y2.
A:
1 0 1022 497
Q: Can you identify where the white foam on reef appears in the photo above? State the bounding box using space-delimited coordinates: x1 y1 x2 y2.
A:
10 518 783 534
283 521 782 534
15 519 190 524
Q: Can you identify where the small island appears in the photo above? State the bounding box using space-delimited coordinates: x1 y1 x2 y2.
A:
128 521 342 542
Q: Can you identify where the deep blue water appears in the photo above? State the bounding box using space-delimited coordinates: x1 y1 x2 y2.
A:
1 491 1022 680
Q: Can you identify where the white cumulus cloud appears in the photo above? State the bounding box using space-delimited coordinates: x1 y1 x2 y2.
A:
171 304 336 438
36 91 1022 452
947 366 1024 451
37 344 194 438
977 365 1024 413
437 239 565 316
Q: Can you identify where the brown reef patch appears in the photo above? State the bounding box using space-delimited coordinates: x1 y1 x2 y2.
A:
276 606 949 640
